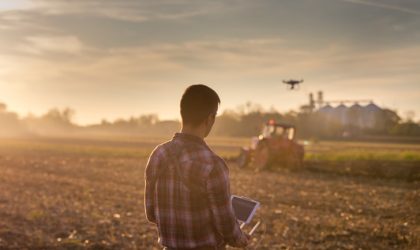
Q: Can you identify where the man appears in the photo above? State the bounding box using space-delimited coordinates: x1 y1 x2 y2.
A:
145 85 249 249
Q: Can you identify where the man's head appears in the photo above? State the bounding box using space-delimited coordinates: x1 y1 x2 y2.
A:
180 84 220 137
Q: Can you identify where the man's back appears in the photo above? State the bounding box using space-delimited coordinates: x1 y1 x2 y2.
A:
144 133 246 249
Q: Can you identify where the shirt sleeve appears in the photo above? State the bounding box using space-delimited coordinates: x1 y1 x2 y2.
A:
205 157 247 247
144 147 160 224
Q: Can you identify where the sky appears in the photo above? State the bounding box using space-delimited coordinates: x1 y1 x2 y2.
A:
0 0 419 125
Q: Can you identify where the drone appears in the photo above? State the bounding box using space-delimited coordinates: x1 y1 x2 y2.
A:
283 79 304 90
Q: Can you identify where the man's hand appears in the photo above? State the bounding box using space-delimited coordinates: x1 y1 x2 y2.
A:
235 233 251 248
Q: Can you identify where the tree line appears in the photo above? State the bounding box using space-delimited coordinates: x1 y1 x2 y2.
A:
1 102 419 139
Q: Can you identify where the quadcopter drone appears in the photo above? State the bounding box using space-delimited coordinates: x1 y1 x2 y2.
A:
283 79 304 90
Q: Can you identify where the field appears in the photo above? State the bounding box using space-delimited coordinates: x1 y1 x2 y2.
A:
0 136 419 249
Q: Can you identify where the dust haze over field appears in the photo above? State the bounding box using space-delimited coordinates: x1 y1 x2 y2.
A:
1 0 420 249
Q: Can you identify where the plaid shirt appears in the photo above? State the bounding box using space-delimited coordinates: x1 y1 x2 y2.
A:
145 133 247 249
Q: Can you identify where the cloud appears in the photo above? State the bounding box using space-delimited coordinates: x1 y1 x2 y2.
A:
1 0 419 122
4 37 420 87
0 0 32 11
1 37 419 123
22 0 230 22
342 0 420 15
2 0 420 53
17 35 85 55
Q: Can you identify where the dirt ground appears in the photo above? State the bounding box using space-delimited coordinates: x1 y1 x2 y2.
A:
0 139 419 249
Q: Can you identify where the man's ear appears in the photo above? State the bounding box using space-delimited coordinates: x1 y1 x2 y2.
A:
205 114 212 125
205 113 214 126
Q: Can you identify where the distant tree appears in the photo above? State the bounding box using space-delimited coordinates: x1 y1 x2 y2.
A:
153 120 180 136
404 110 415 123
390 121 420 136
213 111 240 136
139 114 159 126
101 119 110 125
0 103 26 136
42 108 75 126
381 109 401 134
0 103 6 112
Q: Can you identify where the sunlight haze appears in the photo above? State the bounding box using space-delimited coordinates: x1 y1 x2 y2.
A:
0 0 419 124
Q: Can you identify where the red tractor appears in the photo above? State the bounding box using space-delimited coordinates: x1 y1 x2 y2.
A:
237 120 304 170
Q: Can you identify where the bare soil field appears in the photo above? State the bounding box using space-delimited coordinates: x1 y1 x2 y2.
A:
0 137 419 249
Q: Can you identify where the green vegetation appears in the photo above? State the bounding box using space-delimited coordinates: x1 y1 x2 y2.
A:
0 138 151 159
305 149 420 162
2 137 419 163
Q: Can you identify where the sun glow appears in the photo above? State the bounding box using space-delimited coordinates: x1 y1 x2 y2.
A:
0 0 30 11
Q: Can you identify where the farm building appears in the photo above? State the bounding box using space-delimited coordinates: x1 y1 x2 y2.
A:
318 102 384 129
301 91 390 129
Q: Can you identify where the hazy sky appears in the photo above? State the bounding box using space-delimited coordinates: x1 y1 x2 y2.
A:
1 0 419 124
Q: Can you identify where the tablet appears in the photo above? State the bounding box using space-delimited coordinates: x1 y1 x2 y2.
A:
231 195 260 224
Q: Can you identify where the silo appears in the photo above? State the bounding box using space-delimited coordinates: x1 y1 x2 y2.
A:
362 102 382 128
318 104 333 119
349 103 363 127
332 104 349 125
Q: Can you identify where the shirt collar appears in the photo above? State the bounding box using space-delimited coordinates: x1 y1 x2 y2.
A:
173 132 206 145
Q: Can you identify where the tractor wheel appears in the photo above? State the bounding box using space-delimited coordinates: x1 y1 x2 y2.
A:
289 156 302 169
288 149 304 169
252 143 270 171
293 146 305 169
237 148 251 168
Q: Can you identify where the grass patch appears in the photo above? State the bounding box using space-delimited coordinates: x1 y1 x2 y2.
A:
303 140 420 163
27 210 45 221
0 138 151 158
305 150 420 162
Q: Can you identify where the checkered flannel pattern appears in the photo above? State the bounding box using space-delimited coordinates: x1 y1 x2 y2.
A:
144 133 247 249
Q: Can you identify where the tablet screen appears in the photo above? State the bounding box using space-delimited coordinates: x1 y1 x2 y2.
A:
231 196 259 223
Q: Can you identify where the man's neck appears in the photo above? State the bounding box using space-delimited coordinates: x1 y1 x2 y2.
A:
181 126 205 140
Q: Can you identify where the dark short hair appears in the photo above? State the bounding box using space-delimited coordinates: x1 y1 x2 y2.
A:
180 84 220 126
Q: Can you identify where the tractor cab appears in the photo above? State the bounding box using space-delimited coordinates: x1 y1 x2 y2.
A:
260 120 296 141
